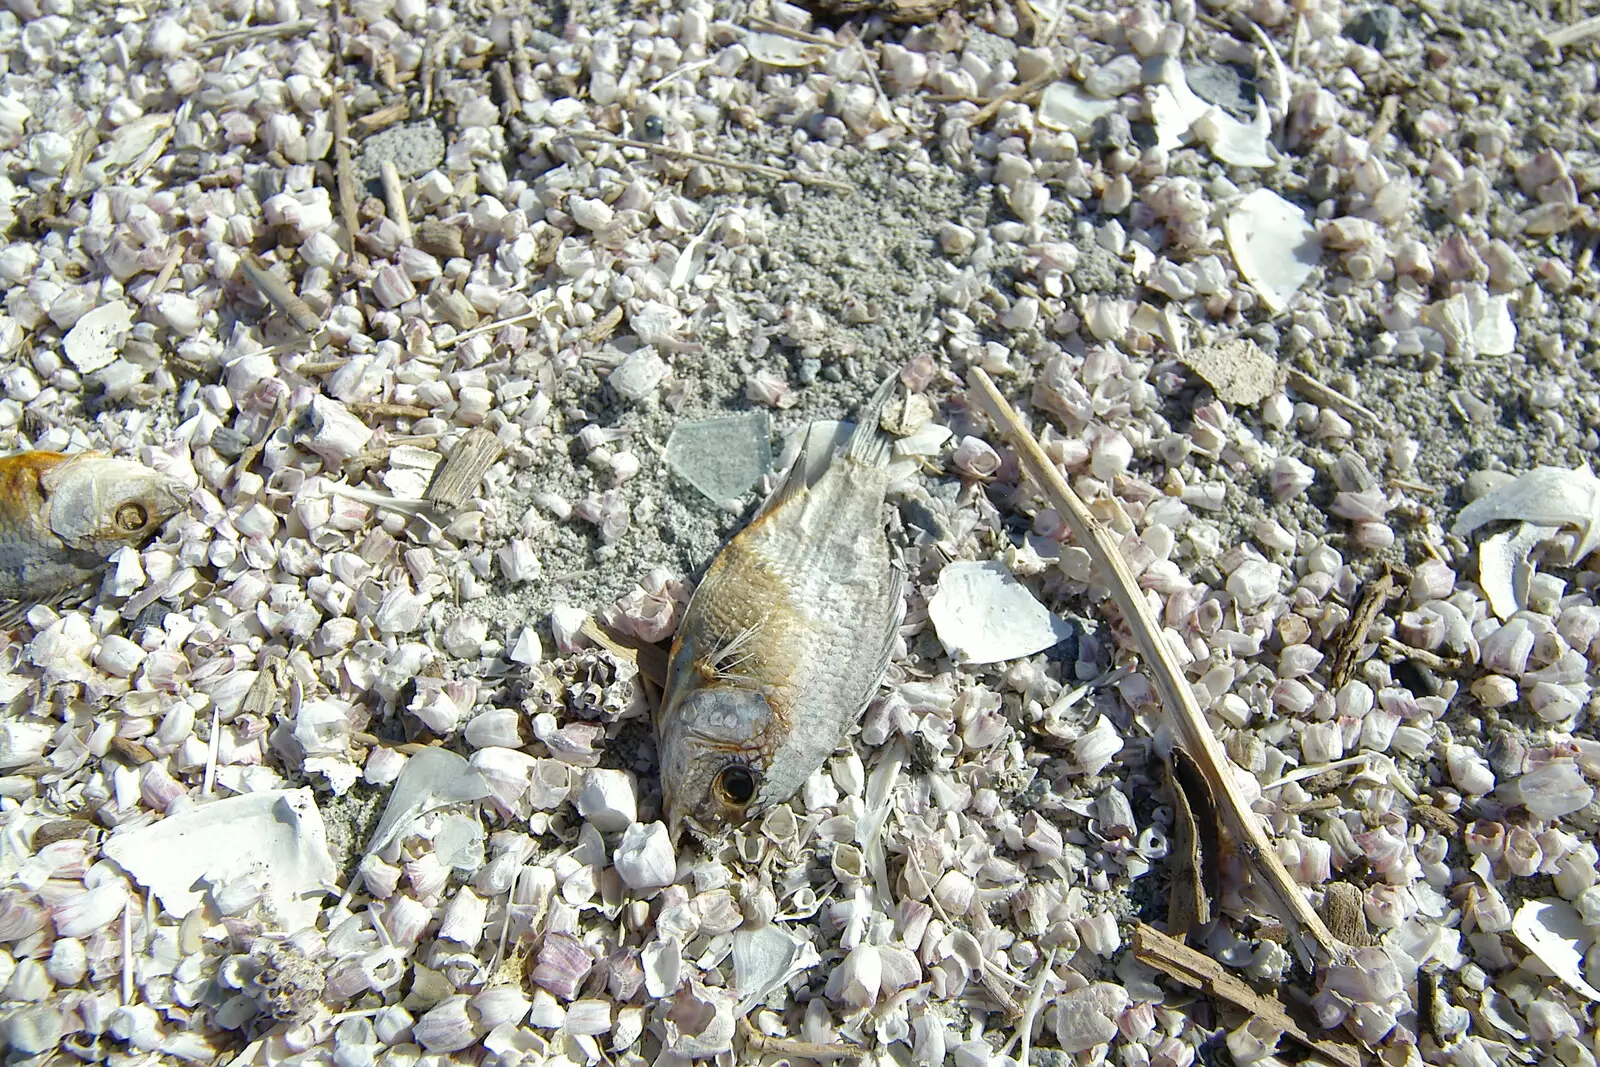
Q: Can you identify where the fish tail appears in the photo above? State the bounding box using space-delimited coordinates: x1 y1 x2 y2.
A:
843 371 899 468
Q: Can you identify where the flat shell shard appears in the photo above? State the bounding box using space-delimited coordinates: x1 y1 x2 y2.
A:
1038 82 1121 136
744 32 826 68
1224 189 1321 315
425 427 505 511
1451 465 1600 565
1510 899 1600 1001
928 560 1075 664
62 301 133 373
1182 338 1281 406
364 746 490 859
732 926 819 1015
1147 58 1272 167
1477 522 1559 621
101 788 335 932
665 411 773 503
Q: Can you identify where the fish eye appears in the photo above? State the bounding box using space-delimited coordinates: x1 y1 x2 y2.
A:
115 503 148 531
714 764 758 807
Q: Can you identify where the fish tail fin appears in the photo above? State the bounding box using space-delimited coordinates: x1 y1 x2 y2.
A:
843 371 899 468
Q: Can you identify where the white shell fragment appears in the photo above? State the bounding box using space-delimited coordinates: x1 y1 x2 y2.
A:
1224 189 1322 315
1477 523 1559 621
1452 465 1600 565
732 926 820 1015
1511 899 1600 1001
102 789 336 932
1038 81 1121 136
928 560 1076 664
61 300 133 373
744 32 825 68
364 747 490 859
1147 57 1272 168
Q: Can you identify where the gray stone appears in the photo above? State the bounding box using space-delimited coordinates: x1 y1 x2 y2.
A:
1345 5 1406 53
665 412 773 504
357 123 446 181
1187 62 1255 116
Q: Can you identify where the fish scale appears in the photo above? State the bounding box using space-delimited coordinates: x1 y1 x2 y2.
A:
656 373 905 842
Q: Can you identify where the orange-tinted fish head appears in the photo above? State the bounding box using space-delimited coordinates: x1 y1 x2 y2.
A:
40 454 190 555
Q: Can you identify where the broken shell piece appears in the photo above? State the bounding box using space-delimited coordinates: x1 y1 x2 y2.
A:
1147 57 1272 168
665 412 773 504
102 788 335 932
663 980 736 1057
1477 523 1560 621
1038 81 1121 136
927 560 1076 664
1452 466 1600 566
62 300 133 373
1224 189 1322 315
1511 899 1600 1001
745 32 826 68
732 926 819 1015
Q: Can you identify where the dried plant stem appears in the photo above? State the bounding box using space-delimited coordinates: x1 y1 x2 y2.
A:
1132 925 1365 1067
745 17 842 46
331 93 363 268
1286 367 1383 428
204 19 316 48
966 367 1344 965
1546 12 1600 49
379 161 412 243
355 100 409 134
565 130 853 193
970 70 1056 126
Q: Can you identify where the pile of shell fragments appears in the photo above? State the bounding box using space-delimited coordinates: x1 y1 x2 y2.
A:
1 0 1599 1063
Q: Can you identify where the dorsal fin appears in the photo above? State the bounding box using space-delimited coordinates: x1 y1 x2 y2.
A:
754 432 810 519
842 372 899 468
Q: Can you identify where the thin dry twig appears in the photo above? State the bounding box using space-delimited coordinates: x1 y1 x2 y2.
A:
966 368 1345 965
1545 12 1600 49
240 253 322 335
354 100 410 134
1286 367 1384 428
1132 924 1367 1067
1327 568 1395 690
331 93 363 268
564 130 854 193
736 1017 859 1061
745 17 843 46
970 70 1057 126
379 160 412 243
203 19 317 49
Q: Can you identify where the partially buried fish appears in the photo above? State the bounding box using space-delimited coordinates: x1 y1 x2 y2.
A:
657 373 905 841
0 451 189 607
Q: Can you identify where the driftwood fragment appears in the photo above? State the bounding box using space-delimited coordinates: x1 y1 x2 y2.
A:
1132 924 1366 1067
797 0 959 23
424 427 504 511
1165 746 1218 940
966 368 1343 964
1327 568 1395 690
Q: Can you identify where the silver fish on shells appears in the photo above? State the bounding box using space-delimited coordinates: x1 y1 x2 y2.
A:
656 374 906 842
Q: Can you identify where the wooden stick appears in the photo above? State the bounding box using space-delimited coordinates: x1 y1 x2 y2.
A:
1286 367 1383 428
379 160 412 243
240 253 322 335
355 100 409 134
1133 924 1366 1067
564 130 853 194
966 368 1344 965
331 93 364 268
971 70 1056 126
424 426 504 511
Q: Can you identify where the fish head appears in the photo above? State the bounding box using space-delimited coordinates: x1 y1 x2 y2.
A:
658 686 775 843
41 454 190 555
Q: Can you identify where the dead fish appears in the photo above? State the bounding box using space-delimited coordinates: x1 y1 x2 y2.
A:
657 373 906 841
0 451 189 605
